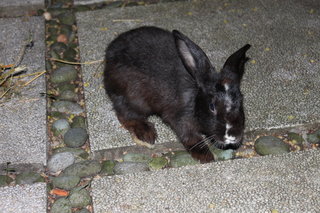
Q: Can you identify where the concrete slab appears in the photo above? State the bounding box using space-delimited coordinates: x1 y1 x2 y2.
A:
0 16 47 166
76 0 320 151
0 0 44 17
92 150 320 212
0 183 47 213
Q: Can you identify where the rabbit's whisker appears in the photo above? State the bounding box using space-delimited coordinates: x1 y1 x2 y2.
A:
189 135 215 151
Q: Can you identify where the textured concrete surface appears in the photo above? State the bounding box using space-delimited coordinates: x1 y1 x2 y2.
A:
92 149 320 212
0 0 44 17
0 183 47 213
76 0 320 151
0 0 43 7
0 16 47 165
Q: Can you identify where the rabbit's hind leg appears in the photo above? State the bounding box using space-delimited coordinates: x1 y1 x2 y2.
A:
112 96 157 148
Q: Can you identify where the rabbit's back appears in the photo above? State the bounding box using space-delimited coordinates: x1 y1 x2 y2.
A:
106 27 184 78
104 27 188 117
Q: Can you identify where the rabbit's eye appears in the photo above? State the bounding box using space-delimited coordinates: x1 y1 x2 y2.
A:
209 103 215 113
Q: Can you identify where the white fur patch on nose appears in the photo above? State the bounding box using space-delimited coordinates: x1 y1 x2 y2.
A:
224 84 232 112
224 84 230 91
224 124 236 144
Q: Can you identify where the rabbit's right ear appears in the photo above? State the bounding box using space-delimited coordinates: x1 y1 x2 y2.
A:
173 30 215 90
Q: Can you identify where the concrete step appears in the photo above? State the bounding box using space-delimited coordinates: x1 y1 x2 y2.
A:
0 16 47 168
76 0 320 153
0 183 47 213
0 16 47 213
91 149 320 212
0 0 44 17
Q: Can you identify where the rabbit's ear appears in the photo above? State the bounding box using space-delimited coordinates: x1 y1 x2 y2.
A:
222 44 251 80
173 30 215 89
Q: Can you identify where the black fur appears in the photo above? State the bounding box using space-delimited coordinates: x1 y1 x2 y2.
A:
104 26 250 163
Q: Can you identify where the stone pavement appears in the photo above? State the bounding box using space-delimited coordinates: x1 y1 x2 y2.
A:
0 0 319 212
0 14 47 213
0 16 47 166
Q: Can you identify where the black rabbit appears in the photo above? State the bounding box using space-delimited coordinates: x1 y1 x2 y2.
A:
104 26 250 163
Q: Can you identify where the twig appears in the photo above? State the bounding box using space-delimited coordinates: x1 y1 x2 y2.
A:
0 69 15 85
0 64 14 70
50 58 104 65
23 70 46 87
13 70 45 79
0 76 14 99
0 88 11 99
14 31 34 68
0 31 33 86
0 66 27 81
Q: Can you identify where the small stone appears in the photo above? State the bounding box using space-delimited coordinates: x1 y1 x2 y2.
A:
287 132 304 145
75 209 90 213
100 160 115 175
53 147 88 160
52 101 84 115
45 60 52 71
52 175 80 190
57 34 68 44
48 152 75 173
211 148 234 161
0 175 13 187
57 83 76 92
148 157 168 170
307 130 320 144
254 136 290 156
50 42 68 55
50 111 66 119
48 26 59 36
16 172 44 185
51 198 71 213
69 188 91 208
123 153 151 163
105 1 123 8
68 42 78 49
64 128 88 148
169 151 199 168
63 160 101 177
46 19 59 26
58 12 76 25
113 162 149 175
71 116 86 129
63 47 77 62
52 119 70 136
60 24 73 39
50 48 60 60
74 5 91 12
50 65 77 84
59 90 77 101
47 8 67 17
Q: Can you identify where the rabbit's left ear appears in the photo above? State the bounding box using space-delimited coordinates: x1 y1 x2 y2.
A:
222 44 251 81
173 30 215 90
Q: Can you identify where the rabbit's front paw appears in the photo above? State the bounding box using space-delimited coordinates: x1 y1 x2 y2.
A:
126 121 157 149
